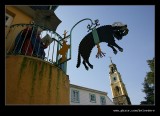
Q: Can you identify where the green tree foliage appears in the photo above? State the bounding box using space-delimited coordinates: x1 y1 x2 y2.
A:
146 58 154 85
140 57 154 105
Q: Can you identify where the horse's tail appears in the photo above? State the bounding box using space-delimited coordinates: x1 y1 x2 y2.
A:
76 49 81 68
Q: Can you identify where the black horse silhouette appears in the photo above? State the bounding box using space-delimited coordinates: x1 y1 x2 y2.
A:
76 23 129 70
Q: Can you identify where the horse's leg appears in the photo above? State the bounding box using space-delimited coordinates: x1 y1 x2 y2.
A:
112 43 123 52
83 60 89 70
86 59 93 69
108 44 117 54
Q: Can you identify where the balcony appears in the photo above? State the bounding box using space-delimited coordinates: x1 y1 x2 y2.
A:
6 23 71 104
6 23 71 73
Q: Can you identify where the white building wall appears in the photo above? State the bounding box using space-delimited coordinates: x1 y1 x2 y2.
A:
70 85 114 105
106 96 114 105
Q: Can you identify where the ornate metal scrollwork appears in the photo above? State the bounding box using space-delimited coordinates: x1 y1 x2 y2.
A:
87 19 100 32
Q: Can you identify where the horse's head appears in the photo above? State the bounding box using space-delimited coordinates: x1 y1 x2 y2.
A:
112 22 129 40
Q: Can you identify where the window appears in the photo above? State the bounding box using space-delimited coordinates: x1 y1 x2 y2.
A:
100 96 106 105
6 15 9 21
111 67 114 73
5 13 13 27
89 94 96 103
71 89 80 103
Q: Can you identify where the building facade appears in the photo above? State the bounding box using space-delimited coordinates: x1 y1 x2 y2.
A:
6 5 70 105
109 59 131 105
70 84 114 105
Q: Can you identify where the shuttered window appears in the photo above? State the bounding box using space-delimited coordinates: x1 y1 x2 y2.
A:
71 89 80 103
100 96 106 105
89 93 96 103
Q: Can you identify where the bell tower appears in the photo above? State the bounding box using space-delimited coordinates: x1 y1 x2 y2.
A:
109 57 131 105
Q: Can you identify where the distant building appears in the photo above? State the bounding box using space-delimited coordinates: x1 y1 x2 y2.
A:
70 84 114 105
109 58 131 105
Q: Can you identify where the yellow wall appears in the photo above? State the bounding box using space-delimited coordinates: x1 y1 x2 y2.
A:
5 6 32 52
6 55 70 104
6 6 32 25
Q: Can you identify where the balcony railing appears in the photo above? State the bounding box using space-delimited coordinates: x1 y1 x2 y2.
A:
6 23 71 73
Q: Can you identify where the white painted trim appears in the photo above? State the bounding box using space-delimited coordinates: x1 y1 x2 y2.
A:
5 13 13 27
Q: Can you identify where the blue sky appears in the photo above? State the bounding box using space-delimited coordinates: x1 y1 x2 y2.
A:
54 5 154 105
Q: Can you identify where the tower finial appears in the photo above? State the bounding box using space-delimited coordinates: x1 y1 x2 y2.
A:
109 56 113 64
